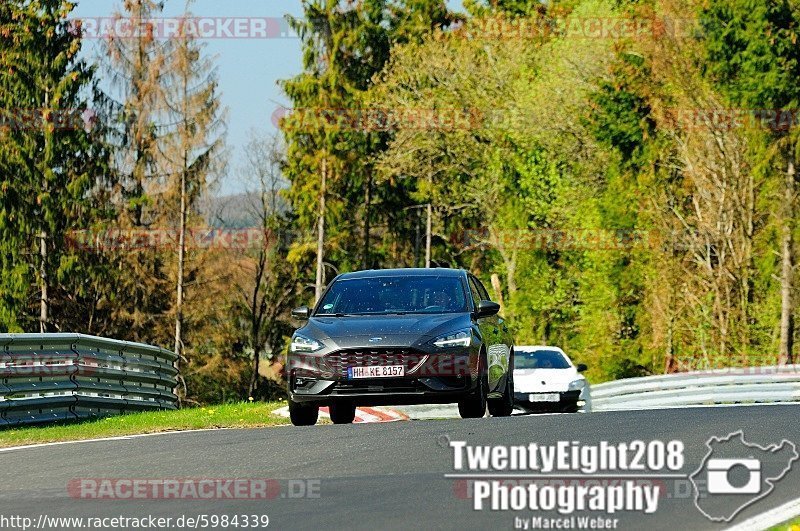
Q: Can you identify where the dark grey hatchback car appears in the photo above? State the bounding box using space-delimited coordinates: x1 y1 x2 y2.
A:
286 268 515 425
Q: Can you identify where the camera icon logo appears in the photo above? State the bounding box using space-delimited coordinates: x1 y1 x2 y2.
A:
706 458 761 495
690 431 798 523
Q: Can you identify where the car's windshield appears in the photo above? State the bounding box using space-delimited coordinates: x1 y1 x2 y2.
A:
316 276 469 315
516 350 571 369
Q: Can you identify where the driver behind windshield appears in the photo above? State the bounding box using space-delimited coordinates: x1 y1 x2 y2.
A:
429 290 454 310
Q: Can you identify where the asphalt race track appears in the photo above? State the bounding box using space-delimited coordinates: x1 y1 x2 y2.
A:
1 405 798 530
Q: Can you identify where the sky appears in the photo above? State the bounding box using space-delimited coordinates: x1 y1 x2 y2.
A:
72 0 465 196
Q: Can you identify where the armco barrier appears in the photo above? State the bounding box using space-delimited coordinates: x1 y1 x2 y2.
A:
591 365 800 412
0 333 178 427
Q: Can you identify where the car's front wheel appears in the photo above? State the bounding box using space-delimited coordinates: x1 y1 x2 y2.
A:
329 401 356 424
458 358 488 419
488 361 514 417
289 398 319 426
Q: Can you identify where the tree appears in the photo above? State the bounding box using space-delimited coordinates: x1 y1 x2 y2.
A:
463 0 546 16
700 0 800 364
281 0 387 302
0 0 110 332
388 0 457 40
280 0 459 301
158 1 226 381
99 0 173 345
236 131 297 397
102 0 167 228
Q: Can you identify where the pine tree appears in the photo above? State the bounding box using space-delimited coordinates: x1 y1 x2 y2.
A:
99 0 173 344
281 0 386 300
102 0 167 228
280 0 457 297
0 2 32 331
159 0 225 384
0 0 110 332
388 0 456 40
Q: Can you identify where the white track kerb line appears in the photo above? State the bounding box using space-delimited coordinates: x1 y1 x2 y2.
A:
725 496 800 531
0 428 228 453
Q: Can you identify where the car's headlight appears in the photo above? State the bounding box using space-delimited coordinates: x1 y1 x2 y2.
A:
568 378 586 391
290 335 323 353
433 329 472 349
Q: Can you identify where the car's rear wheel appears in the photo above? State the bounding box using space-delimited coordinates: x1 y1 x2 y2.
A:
458 357 488 419
289 398 319 426
488 358 514 417
329 401 356 424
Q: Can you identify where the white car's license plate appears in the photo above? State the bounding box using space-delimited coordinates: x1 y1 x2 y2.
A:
348 366 405 379
529 393 560 402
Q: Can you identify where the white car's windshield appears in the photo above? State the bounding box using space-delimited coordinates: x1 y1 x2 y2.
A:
516 350 571 369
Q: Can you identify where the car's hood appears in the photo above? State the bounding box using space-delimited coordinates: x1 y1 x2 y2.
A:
514 367 583 393
298 313 472 349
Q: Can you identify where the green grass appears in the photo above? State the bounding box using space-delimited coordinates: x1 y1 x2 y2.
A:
0 401 292 448
769 519 800 531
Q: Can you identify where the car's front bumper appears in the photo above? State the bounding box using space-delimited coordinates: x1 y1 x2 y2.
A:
513 390 583 412
288 348 479 406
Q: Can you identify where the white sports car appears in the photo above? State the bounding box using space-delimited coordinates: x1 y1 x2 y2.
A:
513 346 591 413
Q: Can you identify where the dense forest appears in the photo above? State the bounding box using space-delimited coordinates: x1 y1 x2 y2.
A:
1 0 799 404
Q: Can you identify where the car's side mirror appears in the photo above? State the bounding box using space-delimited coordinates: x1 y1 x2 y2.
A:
576 363 588 373
292 306 311 320
475 300 501 318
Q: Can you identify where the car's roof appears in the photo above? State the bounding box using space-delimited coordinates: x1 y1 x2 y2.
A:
337 268 466 280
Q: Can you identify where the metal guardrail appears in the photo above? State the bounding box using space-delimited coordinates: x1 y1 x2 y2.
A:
0 333 178 427
591 365 800 412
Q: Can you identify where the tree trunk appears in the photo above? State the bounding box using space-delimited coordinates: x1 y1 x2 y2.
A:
315 156 327 303
133 17 146 228
664 313 675 373
39 230 48 333
425 203 432 268
174 58 190 370
248 252 267 398
249 331 260 398
174 168 187 363
779 158 796 365
490 274 505 310
362 171 372 270
39 89 51 333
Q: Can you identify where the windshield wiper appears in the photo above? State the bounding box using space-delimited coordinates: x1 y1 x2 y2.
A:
315 311 408 317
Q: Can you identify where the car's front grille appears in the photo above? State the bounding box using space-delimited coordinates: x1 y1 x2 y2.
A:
332 378 420 394
325 349 425 378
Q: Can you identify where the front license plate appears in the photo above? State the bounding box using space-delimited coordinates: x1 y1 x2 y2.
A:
348 366 405 379
529 393 560 403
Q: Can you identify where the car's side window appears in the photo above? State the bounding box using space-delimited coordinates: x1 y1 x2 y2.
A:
475 278 492 301
467 277 482 307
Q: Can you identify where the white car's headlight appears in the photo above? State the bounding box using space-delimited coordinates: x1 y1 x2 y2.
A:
433 329 472 349
290 335 323 353
568 378 586 391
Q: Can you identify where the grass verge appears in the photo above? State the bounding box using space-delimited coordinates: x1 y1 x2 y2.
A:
769 519 800 531
0 401 291 448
